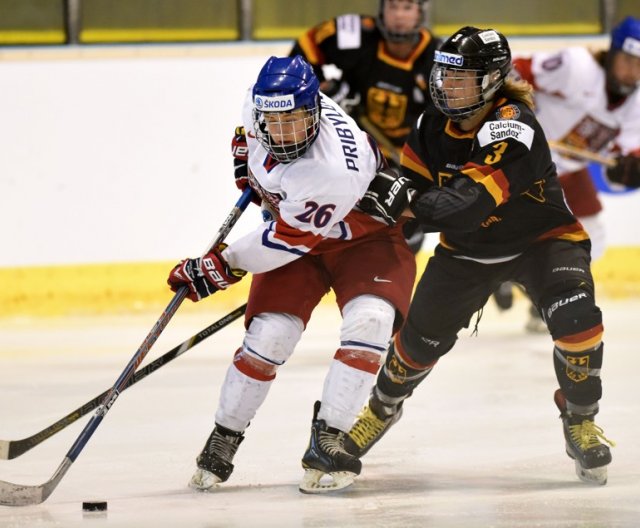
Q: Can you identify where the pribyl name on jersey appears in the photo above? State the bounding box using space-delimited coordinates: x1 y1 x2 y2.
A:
321 100 360 172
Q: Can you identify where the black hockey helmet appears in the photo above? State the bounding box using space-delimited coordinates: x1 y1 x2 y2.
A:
430 26 512 121
377 0 428 44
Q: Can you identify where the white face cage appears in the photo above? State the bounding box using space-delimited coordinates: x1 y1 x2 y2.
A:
253 106 321 163
430 64 504 121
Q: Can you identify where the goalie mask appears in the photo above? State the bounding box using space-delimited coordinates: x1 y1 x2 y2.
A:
606 16 640 97
429 26 512 121
377 0 428 45
252 55 321 163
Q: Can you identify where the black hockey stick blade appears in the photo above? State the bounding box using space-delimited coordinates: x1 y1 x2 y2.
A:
0 304 246 460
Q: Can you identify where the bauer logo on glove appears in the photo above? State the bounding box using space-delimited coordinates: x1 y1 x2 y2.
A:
168 244 246 302
358 168 416 226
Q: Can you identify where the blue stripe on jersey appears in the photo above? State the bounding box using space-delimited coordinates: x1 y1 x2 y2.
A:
337 221 348 239
261 229 308 256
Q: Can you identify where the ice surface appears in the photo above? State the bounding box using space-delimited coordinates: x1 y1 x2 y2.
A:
1 297 639 527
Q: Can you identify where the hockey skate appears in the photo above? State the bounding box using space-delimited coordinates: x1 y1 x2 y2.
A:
344 392 403 458
189 425 244 490
555 389 615 485
299 401 362 494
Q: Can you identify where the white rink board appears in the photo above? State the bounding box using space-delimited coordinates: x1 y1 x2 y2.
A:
0 37 638 268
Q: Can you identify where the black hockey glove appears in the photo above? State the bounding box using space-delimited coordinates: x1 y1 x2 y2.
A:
358 168 416 226
606 154 640 188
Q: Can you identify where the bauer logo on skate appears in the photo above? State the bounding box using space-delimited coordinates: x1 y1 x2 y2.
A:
478 120 534 149
434 50 464 66
254 94 295 111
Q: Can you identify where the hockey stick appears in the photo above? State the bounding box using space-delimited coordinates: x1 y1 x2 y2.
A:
0 303 246 461
0 187 254 506
548 140 616 168
359 115 401 166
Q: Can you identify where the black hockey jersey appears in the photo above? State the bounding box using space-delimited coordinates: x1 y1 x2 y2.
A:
290 14 440 149
402 97 590 259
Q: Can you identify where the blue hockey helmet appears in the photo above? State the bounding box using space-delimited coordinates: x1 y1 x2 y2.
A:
252 55 321 162
607 16 640 96
611 16 640 55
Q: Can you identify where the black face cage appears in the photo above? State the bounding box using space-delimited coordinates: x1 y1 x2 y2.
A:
429 64 506 121
253 105 321 163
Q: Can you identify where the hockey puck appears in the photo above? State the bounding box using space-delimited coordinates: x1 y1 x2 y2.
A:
82 501 107 512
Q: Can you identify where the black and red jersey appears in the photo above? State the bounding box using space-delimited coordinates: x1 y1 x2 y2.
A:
402 97 590 259
290 14 440 149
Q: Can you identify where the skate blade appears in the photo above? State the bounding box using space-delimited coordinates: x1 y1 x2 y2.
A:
189 468 223 491
299 469 357 494
575 461 608 486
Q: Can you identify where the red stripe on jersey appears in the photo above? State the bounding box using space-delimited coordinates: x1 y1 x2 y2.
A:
444 120 476 139
271 217 324 250
535 222 590 243
401 144 434 182
334 348 380 374
309 210 390 254
490 169 511 198
461 164 511 205
463 162 495 177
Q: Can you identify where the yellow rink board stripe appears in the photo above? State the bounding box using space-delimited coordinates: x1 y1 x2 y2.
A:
1 246 639 318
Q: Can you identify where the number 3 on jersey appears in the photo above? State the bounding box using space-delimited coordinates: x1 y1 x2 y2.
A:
484 141 508 164
295 201 336 228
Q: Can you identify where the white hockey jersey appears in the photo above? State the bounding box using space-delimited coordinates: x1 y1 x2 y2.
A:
224 91 385 274
515 47 640 174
